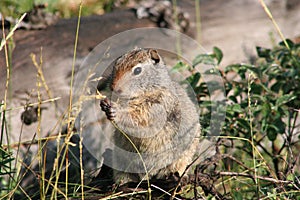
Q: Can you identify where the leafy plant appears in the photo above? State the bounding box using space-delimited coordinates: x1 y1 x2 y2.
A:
183 40 300 199
0 147 15 196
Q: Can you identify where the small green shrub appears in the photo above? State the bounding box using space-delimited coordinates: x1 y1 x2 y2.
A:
183 40 300 199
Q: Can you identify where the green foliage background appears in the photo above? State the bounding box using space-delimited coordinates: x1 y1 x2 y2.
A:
0 0 114 18
181 39 300 199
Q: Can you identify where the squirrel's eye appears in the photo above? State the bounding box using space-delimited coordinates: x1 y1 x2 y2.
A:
133 67 142 75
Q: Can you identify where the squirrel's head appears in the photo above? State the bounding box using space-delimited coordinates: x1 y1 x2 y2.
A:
110 48 171 98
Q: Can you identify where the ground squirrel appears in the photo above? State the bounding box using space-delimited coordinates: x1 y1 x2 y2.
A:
99 48 200 183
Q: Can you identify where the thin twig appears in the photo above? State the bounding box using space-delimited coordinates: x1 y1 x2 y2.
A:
3 97 61 112
151 184 181 200
171 139 212 199
219 172 292 184
111 121 152 199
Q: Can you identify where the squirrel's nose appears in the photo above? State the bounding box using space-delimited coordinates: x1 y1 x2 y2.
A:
111 85 123 94
115 89 122 94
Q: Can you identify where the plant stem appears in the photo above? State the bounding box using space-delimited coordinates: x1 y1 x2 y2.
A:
111 121 152 200
258 0 290 50
247 72 259 197
195 0 201 43
65 2 83 197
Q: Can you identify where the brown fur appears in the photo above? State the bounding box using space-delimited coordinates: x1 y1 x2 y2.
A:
112 49 149 90
100 48 200 183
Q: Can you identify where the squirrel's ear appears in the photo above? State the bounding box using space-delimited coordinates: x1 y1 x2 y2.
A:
149 49 160 64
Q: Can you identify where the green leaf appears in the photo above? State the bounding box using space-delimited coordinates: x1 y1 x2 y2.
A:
225 64 240 73
233 191 243 200
192 54 216 67
213 46 223 64
261 102 271 118
0 157 14 166
274 118 286 134
186 72 201 89
250 83 263 94
257 83 274 94
237 118 250 131
228 95 237 103
244 65 261 77
276 94 296 107
286 173 295 182
172 61 190 72
252 94 266 102
279 39 294 48
270 81 283 93
256 46 272 60
267 125 278 141
229 104 243 113
261 118 267 132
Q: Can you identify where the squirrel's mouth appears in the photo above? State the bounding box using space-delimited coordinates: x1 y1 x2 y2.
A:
110 92 137 102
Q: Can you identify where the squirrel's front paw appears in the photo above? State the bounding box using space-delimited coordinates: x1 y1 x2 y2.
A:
100 98 116 121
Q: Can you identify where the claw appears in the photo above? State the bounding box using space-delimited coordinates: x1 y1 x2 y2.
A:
100 98 116 121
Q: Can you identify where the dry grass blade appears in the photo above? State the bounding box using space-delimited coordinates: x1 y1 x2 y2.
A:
0 13 26 51
111 121 152 199
4 97 61 112
258 0 290 49
151 184 181 200
63 1 83 197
